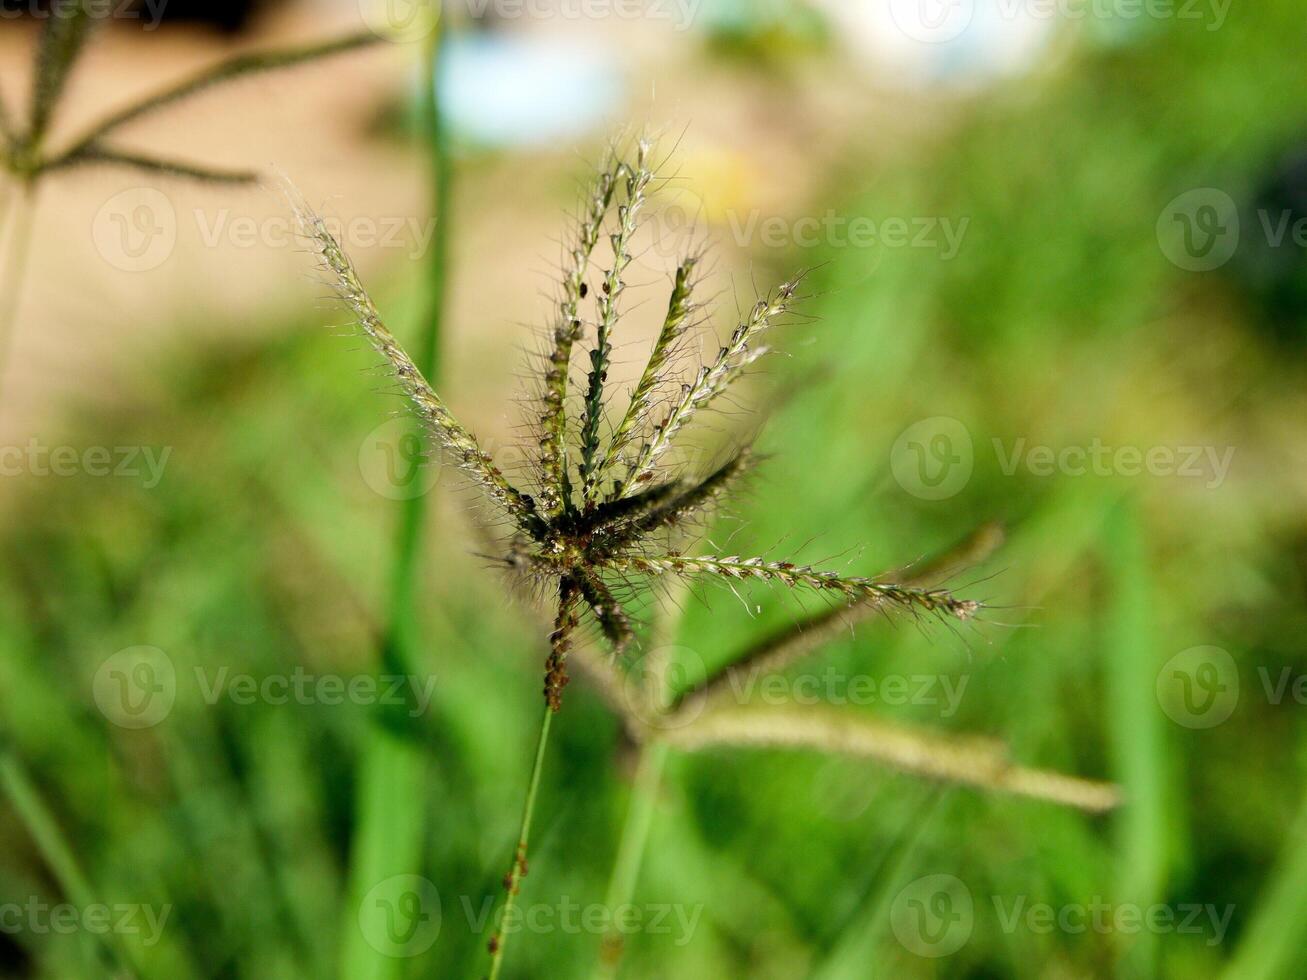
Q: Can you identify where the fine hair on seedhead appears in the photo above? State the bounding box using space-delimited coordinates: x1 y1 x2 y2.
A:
289 133 982 711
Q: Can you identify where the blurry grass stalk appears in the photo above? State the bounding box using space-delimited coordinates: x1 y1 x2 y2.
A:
340 11 452 978
1105 498 1169 978
0 182 36 398
596 584 687 978
597 740 669 977
0 750 140 977
1222 785 1307 980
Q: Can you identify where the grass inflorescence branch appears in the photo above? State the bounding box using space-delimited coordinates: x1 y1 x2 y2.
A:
299 136 981 712
2 12 380 186
293 137 1122 980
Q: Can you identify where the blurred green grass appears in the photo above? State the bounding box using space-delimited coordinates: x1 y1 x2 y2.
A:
4 4 1307 977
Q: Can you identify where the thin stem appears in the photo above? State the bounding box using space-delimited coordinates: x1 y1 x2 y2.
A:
339 14 452 977
594 582 688 977
43 32 379 172
597 741 669 978
487 702 556 980
384 11 452 643
0 750 140 976
0 182 37 404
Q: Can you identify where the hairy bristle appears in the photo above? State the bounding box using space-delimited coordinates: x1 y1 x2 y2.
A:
600 254 701 494
578 139 654 506
612 553 981 621
620 278 800 495
537 154 621 515
291 191 541 534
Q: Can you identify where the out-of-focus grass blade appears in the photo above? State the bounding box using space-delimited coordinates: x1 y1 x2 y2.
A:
1221 787 1307 980
340 15 451 979
0 749 140 977
807 788 944 980
339 729 429 980
1105 498 1170 978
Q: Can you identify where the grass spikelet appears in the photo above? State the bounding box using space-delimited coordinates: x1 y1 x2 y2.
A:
538 154 621 514
579 139 655 505
614 553 981 620
292 193 540 532
601 253 701 490
599 448 753 552
621 278 800 494
577 570 634 657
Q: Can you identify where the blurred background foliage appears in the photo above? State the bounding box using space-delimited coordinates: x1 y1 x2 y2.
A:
1 0 1306 977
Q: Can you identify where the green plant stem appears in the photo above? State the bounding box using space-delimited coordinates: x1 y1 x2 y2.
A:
340 15 452 979
0 750 139 976
597 740 669 978
384 13 451 631
0 182 36 403
488 702 555 980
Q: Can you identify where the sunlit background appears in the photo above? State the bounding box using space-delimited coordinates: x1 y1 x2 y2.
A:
1 0 1305 977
